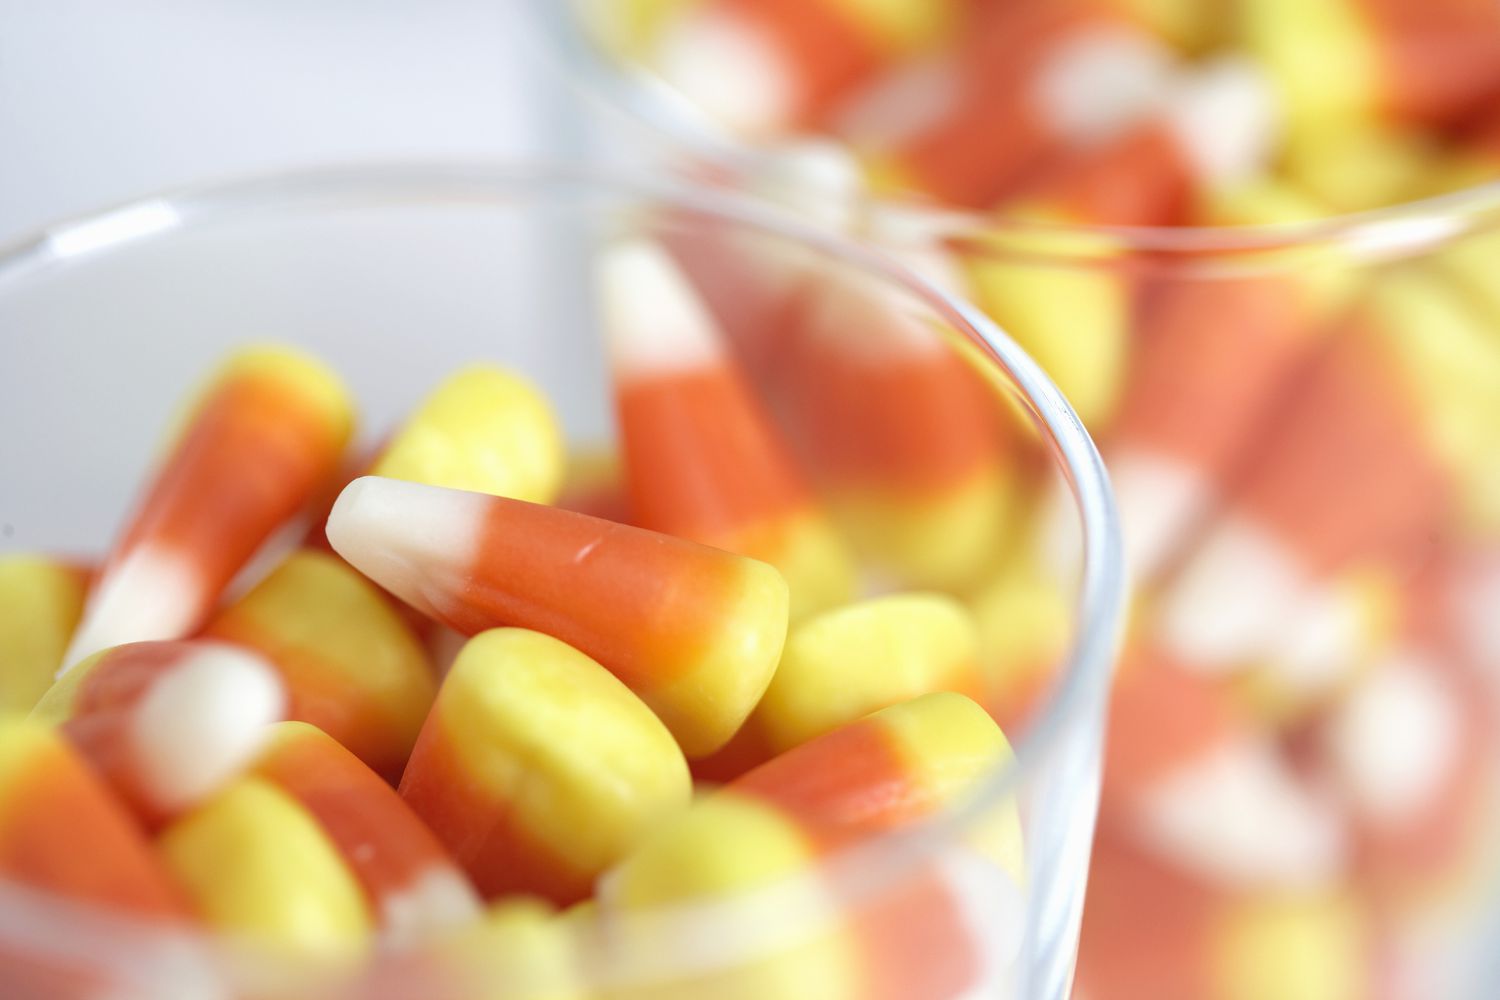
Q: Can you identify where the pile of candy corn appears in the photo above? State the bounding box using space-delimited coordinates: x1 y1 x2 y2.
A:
592 1 1500 998
0 236 1040 999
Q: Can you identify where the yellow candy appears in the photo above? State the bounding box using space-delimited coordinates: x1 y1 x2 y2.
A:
1210 893 1368 1000
400 628 692 905
832 461 1020 593
0 557 88 712
1282 123 1438 214
203 549 436 782
963 220 1131 430
374 365 565 504
753 593 983 754
824 0 957 53
440 898 585 1000
598 794 860 1000
1238 0 1382 137
158 777 371 953
966 552 1071 724
1370 270 1500 533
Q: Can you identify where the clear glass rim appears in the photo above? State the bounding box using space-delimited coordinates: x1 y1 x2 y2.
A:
528 0 1500 257
0 161 1126 967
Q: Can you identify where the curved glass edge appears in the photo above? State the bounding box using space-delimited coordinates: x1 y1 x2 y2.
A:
0 161 1127 971
525 0 1500 260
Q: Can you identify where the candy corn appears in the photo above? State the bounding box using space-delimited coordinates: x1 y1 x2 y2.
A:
252 721 481 940
754 592 984 759
371 365 565 504
597 692 1022 1000
1157 313 1450 678
650 0 959 135
778 251 1019 590
201 549 435 782
0 556 89 713
838 0 1174 208
1105 258 1339 580
1012 56 1281 228
64 346 354 668
1077 831 1369 1000
1241 0 1500 135
326 476 788 756
399 628 691 905
158 777 372 953
601 239 855 621
0 716 188 919
31 640 286 827
1102 644 1347 889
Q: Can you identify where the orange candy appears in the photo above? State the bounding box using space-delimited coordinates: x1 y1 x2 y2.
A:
252 721 481 940
31 640 287 828
64 347 353 668
327 476 788 757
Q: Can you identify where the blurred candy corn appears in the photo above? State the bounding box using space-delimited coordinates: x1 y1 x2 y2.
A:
65 346 353 668
601 238 856 621
32 640 286 827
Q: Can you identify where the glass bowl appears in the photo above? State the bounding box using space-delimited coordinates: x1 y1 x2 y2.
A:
0 164 1125 1000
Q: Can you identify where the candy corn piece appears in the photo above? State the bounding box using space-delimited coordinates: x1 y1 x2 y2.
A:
701 593 984 782
1100 180 1345 581
961 220 1133 431
779 247 1019 590
158 777 372 954
202 549 436 782
252 721 481 940
0 715 188 919
601 239 855 622
64 346 354 667
836 0 1174 208
1077 831 1369 1000
1007 56 1281 228
0 556 90 713
965 544 1073 732
1364 269 1500 536
326 476 788 756
1102 643 1347 889
1241 0 1500 135
649 0 959 136
371 365 565 504
597 693 1022 1000
1158 306 1451 679
399 629 691 905
1317 567 1497 901
31 640 286 827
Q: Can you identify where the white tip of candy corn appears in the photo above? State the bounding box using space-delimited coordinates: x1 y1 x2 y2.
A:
1158 516 1303 671
1325 653 1458 825
1110 452 1211 584
599 239 725 378
326 477 487 619
132 642 286 813
1139 738 1347 889
1166 56 1281 186
655 8 795 137
1034 25 1175 144
62 548 202 674
380 868 484 943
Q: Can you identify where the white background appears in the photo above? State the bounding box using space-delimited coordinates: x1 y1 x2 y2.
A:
0 0 614 241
